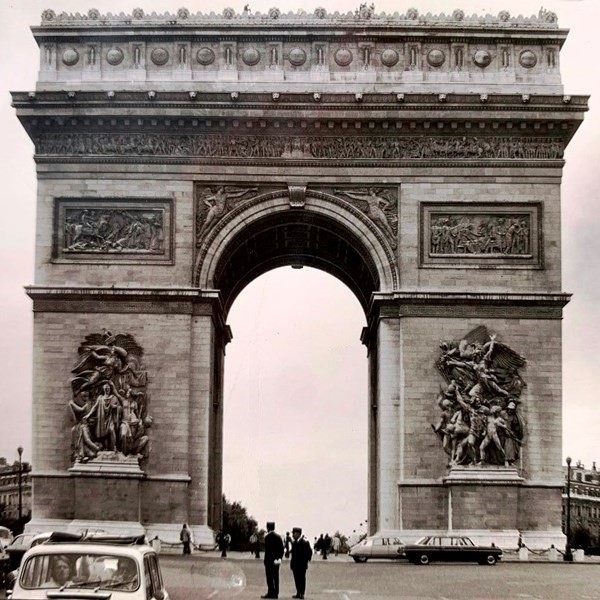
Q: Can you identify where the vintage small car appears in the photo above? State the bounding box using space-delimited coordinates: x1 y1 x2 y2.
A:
9 534 169 600
404 535 502 565
348 535 406 562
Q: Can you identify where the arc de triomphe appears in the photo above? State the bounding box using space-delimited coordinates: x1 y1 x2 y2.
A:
13 6 587 548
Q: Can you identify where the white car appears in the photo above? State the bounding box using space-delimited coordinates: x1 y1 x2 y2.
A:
10 537 169 600
348 535 406 562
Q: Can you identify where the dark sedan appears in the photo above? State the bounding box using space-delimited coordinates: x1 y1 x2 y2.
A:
404 535 502 565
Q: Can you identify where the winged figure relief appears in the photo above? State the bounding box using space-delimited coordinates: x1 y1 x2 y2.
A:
69 329 151 465
433 326 526 468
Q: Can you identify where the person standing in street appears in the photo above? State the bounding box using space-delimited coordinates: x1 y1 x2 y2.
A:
250 530 261 559
180 524 192 555
262 521 284 599
290 527 312 599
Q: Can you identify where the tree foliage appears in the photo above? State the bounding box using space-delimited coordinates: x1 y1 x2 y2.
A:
221 495 260 551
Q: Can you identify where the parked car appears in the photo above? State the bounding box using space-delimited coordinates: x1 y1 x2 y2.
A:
4 532 57 572
348 535 406 562
404 535 502 565
10 534 168 600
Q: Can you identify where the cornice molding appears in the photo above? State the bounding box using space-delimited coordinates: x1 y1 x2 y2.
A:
12 91 589 111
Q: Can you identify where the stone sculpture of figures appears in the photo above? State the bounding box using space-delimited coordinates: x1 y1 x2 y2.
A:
69 391 102 462
197 186 258 239
335 188 397 246
432 325 526 467
69 330 152 464
64 208 164 254
430 215 530 256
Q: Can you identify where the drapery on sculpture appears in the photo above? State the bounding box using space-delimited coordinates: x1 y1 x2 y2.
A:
69 329 152 465
432 326 526 467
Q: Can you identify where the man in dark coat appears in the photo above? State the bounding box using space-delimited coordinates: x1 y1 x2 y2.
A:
290 527 312 599
262 521 284 599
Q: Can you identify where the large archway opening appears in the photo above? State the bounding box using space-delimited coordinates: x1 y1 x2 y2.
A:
204 197 393 536
223 266 368 539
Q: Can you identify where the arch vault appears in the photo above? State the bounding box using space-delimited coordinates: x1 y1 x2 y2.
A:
13 6 587 548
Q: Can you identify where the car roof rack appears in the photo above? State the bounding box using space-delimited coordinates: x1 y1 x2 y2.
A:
46 532 147 545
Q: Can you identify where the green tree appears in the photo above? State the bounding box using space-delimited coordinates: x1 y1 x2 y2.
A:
221 495 259 551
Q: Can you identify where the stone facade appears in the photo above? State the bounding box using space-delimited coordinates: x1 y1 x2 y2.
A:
12 7 587 547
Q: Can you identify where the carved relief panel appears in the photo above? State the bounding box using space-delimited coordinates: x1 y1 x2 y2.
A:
433 326 526 468
333 187 398 248
53 198 173 263
69 329 152 469
420 203 541 267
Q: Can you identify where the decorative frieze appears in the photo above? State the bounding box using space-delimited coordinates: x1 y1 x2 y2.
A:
420 203 541 268
53 199 173 263
36 133 564 161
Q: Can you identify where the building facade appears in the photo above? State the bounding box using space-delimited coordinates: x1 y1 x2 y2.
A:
563 461 600 546
12 6 587 548
0 458 32 525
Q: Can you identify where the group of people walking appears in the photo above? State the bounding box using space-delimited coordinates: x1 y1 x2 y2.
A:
262 522 312 599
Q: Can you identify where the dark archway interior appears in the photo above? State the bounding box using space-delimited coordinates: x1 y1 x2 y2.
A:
214 210 380 314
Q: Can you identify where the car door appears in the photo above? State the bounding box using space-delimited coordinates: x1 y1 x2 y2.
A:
370 537 386 558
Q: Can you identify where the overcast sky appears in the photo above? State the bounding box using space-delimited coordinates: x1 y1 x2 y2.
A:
0 0 598 539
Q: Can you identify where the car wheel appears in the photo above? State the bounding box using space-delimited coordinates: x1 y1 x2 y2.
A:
484 554 497 565
352 556 367 563
419 553 430 565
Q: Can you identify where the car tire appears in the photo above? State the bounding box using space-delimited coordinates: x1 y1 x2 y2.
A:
484 554 497 565
352 556 367 563
419 554 430 565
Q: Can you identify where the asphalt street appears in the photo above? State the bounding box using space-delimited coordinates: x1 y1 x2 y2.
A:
160 553 600 600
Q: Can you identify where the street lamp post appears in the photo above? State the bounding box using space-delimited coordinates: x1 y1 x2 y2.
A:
17 446 23 534
564 456 573 562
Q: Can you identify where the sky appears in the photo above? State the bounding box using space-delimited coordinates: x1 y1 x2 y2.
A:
0 0 598 539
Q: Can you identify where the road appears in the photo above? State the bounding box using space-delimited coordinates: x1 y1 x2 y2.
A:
160 554 600 600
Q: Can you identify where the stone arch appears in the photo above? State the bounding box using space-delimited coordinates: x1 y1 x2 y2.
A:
194 189 399 313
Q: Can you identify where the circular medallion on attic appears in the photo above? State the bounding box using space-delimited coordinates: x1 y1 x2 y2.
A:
381 49 399 67
519 50 537 68
334 48 353 67
473 49 492 68
106 47 124 66
151 47 169 66
427 49 445 67
242 47 261 66
288 48 307 67
196 47 215 66
62 48 80 66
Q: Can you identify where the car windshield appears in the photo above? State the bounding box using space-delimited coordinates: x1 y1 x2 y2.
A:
20 552 139 592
